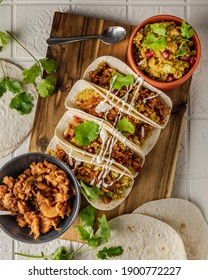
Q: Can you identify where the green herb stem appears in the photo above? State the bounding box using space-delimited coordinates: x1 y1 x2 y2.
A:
6 31 40 65
0 59 6 77
14 252 48 259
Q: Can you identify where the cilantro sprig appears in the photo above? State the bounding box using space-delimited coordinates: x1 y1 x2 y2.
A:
80 181 103 201
0 63 34 115
143 33 166 51
10 92 34 115
0 30 58 115
181 20 194 40
15 205 124 260
76 205 122 259
6 31 57 98
74 121 99 146
0 31 9 51
176 20 195 58
150 23 166 36
117 117 135 134
110 72 134 90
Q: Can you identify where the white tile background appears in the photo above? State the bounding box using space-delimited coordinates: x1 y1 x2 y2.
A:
0 0 208 260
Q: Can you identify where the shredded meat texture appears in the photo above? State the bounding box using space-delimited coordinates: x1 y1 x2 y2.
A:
88 62 171 125
0 161 75 239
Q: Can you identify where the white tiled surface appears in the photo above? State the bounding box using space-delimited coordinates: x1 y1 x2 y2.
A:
1 0 208 260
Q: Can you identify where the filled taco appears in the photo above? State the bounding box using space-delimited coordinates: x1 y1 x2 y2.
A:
65 79 161 155
46 137 134 211
55 108 145 177
83 56 172 129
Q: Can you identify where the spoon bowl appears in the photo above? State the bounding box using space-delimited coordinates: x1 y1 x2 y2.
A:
46 26 126 46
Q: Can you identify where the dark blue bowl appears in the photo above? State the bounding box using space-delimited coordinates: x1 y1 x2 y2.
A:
0 152 81 244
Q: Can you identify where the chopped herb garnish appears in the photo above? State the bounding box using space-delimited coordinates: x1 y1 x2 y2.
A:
143 33 166 51
80 181 103 201
110 72 134 90
181 20 194 40
151 23 166 36
74 121 99 146
117 117 135 134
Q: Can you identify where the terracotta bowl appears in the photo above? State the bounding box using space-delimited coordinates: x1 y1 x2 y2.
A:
127 15 201 91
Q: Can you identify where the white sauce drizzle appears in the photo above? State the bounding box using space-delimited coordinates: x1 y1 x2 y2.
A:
95 101 113 114
141 126 145 138
143 93 159 104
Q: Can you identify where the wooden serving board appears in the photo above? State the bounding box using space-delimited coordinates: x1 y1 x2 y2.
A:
29 12 191 242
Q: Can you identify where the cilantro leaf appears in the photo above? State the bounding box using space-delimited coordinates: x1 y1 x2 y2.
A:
10 92 34 115
0 31 10 51
97 214 110 243
105 191 115 199
0 78 22 97
87 236 102 248
22 63 41 84
80 181 103 201
97 246 124 260
74 121 99 146
80 205 97 227
181 20 194 40
143 33 166 51
151 23 166 36
117 117 135 134
36 75 57 97
176 44 187 58
4 79 22 94
50 246 72 260
76 225 91 241
0 78 7 97
39 58 57 75
110 72 134 90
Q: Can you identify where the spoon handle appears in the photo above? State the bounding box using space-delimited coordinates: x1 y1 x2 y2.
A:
0 210 12 216
47 35 100 46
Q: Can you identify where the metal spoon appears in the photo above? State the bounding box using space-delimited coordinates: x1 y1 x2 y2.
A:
0 210 13 216
46 26 126 46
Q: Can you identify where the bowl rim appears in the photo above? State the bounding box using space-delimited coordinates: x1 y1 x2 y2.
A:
0 152 81 244
127 14 201 89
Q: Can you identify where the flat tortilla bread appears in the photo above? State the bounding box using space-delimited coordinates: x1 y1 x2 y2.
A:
90 214 187 260
0 60 38 158
133 198 208 260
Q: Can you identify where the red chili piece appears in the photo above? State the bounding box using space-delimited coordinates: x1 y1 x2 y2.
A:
161 51 169 59
145 50 154 59
189 56 196 66
166 74 174 82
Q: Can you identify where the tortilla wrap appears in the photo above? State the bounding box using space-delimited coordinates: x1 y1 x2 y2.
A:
65 79 161 155
133 198 208 260
0 60 38 158
83 56 172 129
46 136 134 211
55 108 145 177
90 213 187 260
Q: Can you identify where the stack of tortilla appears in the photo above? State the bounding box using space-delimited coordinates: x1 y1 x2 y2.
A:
0 60 38 158
90 198 208 260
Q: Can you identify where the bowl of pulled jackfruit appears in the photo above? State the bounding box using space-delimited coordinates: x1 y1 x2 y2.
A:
127 15 201 91
0 152 81 243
